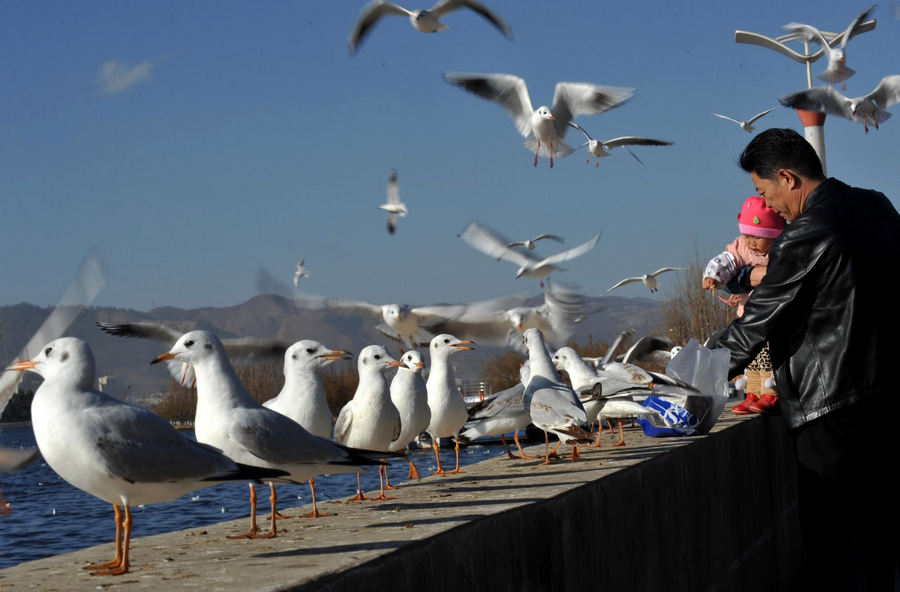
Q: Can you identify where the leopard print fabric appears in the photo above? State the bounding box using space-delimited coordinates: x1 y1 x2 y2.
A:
746 343 772 372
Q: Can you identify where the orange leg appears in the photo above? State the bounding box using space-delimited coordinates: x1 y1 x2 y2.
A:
571 445 580 462
430 438 445 476
374 461 396 501
549 440 562 458
613 420 627 447
91 506 131 575
84 504 123 571
348 473 370 502
382 460 398 490
254 484 279 538
301 478 331 518
533 143 540 167
449 438 464 474
513 431 537 460
227 483 260 539
541 432 552 465
407 459 421 480
549 143 554 168
500 434 516 460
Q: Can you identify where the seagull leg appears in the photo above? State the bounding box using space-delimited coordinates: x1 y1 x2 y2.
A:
549 440 562 458
431 438 446 476
514 431 538 460
267 482 292 520
590 421 604 448
301 478 331 518
541 431 552 465
613 420 627 447
375 461 396 501
253 484 279 538
91 506 132 575
533 143 540 167
84 504 123 571
549 143 554 168
407 459 421 480
227 483 260 539
348 472 371 502
449 437 464 474
500 434 516 459
571 445 580 462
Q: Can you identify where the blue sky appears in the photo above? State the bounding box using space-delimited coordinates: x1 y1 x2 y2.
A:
2 0 898 311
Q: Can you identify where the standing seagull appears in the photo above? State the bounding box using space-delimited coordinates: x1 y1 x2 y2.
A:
293 260 309 287
522 329 593 464
461 361 535 459
607 267 685 294
568 121 672 166
379 170 407 235
334 345 405 501
783 5 876 88
348 0 512 55
387 350 432 483
710 108 776 133
444 72 634 167
780 75 900 133
8 337 286 575
153 331 386 539
426 334 474 474
263 340 352 517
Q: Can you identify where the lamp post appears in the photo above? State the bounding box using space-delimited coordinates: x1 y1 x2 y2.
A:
734 20 877 176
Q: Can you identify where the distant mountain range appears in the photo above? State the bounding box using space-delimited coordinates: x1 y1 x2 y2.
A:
0 293 663 403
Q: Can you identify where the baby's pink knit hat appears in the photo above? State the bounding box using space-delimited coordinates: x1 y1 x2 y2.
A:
738 196 785 239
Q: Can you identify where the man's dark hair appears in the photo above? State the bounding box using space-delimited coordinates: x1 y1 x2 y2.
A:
738 128 826 181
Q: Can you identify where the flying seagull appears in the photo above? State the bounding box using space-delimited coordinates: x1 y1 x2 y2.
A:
607 267 685 294
568 121 672 166
710 108 776 132
780 75 900 133
379 169 407 234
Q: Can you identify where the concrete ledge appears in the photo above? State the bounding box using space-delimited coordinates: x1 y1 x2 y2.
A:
0 412 801 591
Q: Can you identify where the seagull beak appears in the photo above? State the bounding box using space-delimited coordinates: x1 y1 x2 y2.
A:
319 350 352 361
6 360 37 371
388 360 407 368
549 114 556 121
151 352 176 365
415 361 425 368
453 339 475 350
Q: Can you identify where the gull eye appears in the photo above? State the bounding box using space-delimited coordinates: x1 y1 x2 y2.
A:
374 354 381 360
185 340 194 347
44 347 53 356
443 338 449 344
306 348 315 354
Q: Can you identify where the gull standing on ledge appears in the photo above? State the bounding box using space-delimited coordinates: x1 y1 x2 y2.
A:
426 334 474 474
379 170 407 235
263 340 352 517
607 267 685 294
568 121 672 166
387 350 432 483
153 331 386 539
348 0 512 55
334 345 405 501
8 338 285 575
711 108 776 133
444 72 634 167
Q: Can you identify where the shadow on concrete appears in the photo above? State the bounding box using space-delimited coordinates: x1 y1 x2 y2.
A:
365 513 489 528
253 540 406 558
367 497 543 512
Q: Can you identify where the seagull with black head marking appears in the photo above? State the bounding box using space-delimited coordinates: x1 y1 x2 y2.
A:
8 337 286 575
348 0 512 55
444 72 634 167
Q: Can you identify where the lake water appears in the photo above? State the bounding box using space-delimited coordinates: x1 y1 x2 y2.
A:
0 424 505 570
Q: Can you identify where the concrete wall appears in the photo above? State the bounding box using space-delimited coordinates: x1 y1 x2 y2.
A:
305 416 801 592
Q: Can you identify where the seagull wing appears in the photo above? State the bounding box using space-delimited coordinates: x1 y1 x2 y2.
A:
780 87 853 119
532 233 564 244
840 5 876 48
607 277 642 292
459 220 538 268
0 447 39 473
648 267 684 278
538 233 601 267
567 120 594 142
551 82 634 137
333 403 354 444
867 75 900 109
429 0 512 39
782 22 829 48
602 136 673 149
444 72 534 137
386 169 400 205
96 320 183 343
746 107 776 124
348 0 412 54
711 112 742 125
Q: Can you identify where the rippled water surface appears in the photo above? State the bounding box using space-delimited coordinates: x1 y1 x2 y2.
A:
0 424 504 570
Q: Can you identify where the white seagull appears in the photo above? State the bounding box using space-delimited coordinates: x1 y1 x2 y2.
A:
507 233 564 250
710 108 777 133
153 331 387 539
780 75 900 133
607 267 684 294
8 337 286 575
459 220 601 283
426 334 474 474
783 5 876 88
262 340 352 517
522 329 593 464
379 169 407 235
568 121 672 166
461 361 535 459
387 350 432 483
444 72 634 167
334 345 405 501
293 260 309 287
348 0 512 55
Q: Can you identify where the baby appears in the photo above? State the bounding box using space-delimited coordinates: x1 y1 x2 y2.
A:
703 195 785 414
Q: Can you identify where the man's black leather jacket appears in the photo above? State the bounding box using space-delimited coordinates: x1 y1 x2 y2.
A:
710 178 900 430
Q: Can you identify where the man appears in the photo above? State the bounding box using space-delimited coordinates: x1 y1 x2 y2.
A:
710 128 899 590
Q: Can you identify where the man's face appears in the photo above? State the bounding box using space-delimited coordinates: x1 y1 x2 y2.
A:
750 170 802 222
